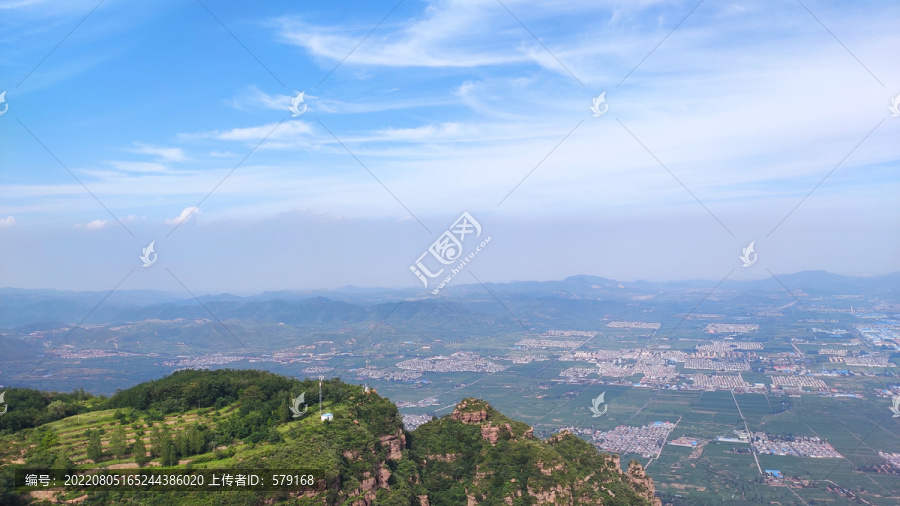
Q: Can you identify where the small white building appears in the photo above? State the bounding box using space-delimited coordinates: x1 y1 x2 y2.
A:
321 412 333 421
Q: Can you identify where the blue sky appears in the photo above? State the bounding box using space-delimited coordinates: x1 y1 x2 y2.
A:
0 0 898 293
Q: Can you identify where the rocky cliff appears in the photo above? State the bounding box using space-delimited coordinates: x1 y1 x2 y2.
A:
410 398 659 505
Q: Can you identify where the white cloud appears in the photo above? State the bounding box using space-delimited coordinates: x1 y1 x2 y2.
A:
107 161 171 173
182 120 314 143
0 216 15 227
273 2 533 68
228 85 297 112
165 207 201 225
129 143 186 162
75 219 108 229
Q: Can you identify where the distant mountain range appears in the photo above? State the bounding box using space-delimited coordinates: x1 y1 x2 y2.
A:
0 270 896 329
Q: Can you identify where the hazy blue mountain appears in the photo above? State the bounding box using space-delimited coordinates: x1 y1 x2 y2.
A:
1 271 895 329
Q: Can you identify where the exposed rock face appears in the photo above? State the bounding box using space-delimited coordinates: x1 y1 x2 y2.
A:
424 453 457 462
480 423 500 446
535 460 564 476
526 485 572 504
342 424 407 505
627 460 662 506
606 453 621 470
359 471 377 504
380 430 405 460
377 464 392 487
451 400 489 424
417 398 658 505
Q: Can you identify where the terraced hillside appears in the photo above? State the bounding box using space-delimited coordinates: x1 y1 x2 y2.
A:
0 369 657 505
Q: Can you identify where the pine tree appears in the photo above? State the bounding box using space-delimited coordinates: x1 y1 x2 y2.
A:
175 431 188 458
52 451 74 470
110 424 128 459
160 425 177 466
86 429 103 463
149 424 163 458
187 424 205 456
133 436 149 467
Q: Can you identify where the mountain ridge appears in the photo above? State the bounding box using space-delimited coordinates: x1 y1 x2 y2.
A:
0 370 658 505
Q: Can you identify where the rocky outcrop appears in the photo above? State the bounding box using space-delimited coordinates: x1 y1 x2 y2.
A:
377 464 392 487
526 484 572 504
627 460 662 506
451 400 489 424
379 431 405 460
604 452 621 471
535 460 564 476
480 423 500 445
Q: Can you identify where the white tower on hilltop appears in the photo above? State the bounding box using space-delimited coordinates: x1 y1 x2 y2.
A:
318 375 324 417
365 359 370 393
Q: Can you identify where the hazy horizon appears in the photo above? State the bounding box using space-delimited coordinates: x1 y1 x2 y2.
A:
2 0 898 292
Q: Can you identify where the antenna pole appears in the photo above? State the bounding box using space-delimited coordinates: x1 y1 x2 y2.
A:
318 376 324 417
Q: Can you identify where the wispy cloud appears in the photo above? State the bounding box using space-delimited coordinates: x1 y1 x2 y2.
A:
107 161 172 173
181 120 314 143
165 206 201 225
0 216 15 227
228 85 296 112
129 143 186 162
273 3 534 68
75 219 108 229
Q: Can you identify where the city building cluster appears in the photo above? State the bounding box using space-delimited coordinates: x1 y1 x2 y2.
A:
559 367 600 378
515 338 586 349
879 452 900 469
854 324 900 348
395 398 440 408
302 366 333 374
561 350 631 361
396 351 507 373
695 341 743 353
401 413 434 431
751 433 842 458
840 354 891 367
592 363 634 377
705 324 759 333
51 348 142 359
607 321 661 330
770 376 827 389
358 368 422 381
593 422 676 458
162 353 245 368
684 358 750 371
690 374 750 389
544 330 596 337
510 354 550 364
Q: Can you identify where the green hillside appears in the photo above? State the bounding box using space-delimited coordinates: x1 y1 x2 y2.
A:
0 370 658 505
